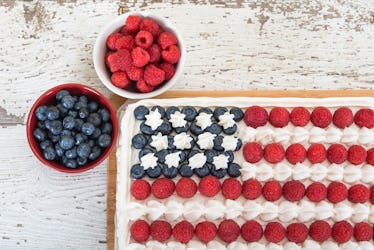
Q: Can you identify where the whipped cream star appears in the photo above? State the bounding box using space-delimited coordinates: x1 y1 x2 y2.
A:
213 154 229 170
218 111 235 129
197 132 216 150
165 151 181 168
169 111 187 128
173 132 193 150
140 153 158 170
188 153 207 169
150 132 168 151
195 112 213 130
145 109 163 130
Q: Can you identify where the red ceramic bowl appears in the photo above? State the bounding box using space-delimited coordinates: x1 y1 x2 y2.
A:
26 83 118 173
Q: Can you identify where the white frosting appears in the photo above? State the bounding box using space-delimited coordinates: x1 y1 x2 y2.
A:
145 109 163 130
212 154 229 170
173 132 193 150
222 136 239 151
140 153 158 170
150 132 168 151
169 111 187 128
164 151 181 168
237 126 256 143
195 112 212 130
218 111 235 129
197 132 216 149
188 153 207 169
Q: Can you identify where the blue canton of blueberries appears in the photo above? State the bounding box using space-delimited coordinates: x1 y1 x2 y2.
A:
33 90 113 168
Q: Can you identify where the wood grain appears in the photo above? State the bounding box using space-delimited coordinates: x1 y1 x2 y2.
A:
107 89 374 250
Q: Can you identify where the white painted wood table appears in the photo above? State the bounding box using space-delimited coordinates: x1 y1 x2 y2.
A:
0 0 373 249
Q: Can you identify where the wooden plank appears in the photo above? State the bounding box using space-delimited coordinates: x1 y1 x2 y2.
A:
107 89 374 250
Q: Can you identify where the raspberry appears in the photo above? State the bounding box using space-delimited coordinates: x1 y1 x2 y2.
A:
269 107 290 128
130 220 150 243
150 220 172 242
172 221 194 243
114 35 134 50
136 78 154 93
159 63 175 81
175 178 197 198
354 222 373 241
327 144 347 164
195 221 217 243
222 178 242 200
151 178 175 199
241 220 263 242
367 148 374 166
161 45 181 64
144 64 165 87
105 51 115 67
131 47 150 67
106 33 123 50
264 222 286 243
217 219 240 243
244 106 268 128
126 66 144 81
286 143 306 164
107 49 132 72
311 107 332 128
307 143 326 163
125 15 141 33
347 145 367 165
157 31 178 50
354 108 374 128
370 186 374 204
140 18 160 37
309 220 331 242
130 179 151 200
283 180 305 201
199 176 221 197
331 221 353 243
327 181 347 203
119 25 130 35
290 107 310 126
262 180 282 201
306 182 327 202
264 143 285 163
147 44 161 63
348 184 370 203
111 71 131 89
243 142 263 163
242 179 262 200
333 107 353 128
286 223 308 243
135 30 154 49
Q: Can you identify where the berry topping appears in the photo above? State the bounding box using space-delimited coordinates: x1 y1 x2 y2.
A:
333 107 353 128
309 220 331 242
283 180 305 201
157 31 178 50
136 78 154 93
264 222 286 243
159 62 175 81
130 164 145 179
307 143 326 163
244 106 268 128
269 107 290 128
125 15 141 33
172 221 194 243
286 223 308 243
327 181 347 203
221 178 242 200
144 64 165 87
151 178 175 199
306 182 327 202
286 143 306 164
106 33 122 50
199 176 221 197
367 148 374 166
311 107 332 128
243 142 263 163
347 145 367 165
131 47 150 68
195 221 217 243
262 180 282 201
130 179 151 200
130 220 150 243
242 179 262 200
290 107 310 126
348 184 370 203
126 66 144 81
175 178 197 198
227 163 241 178
354 108 374 128
140 18 160 37
264 143 285 163
114 35 134 50
135 30 153 49
241 220 263 242
150 220 172 242
353 222 373 241
107 49 132 72
327 144 347 164
331 221 353 243
147 44 161 63
217 219 240 243
161 45 181 64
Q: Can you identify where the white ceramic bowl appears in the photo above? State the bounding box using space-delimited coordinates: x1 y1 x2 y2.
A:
93 11 185 99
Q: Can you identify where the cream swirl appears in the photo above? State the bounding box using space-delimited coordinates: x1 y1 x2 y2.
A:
291 127 309 144
164 151 181 168
145 109 163 130
218 111 235 129
273 127 291 145
150 132 168 151
140 153 158 170
212 154 229 170
188 153 207 170
197 132 216 150
169 111 186 128
195 112 212 130
173 132 193 150
222 136 239 151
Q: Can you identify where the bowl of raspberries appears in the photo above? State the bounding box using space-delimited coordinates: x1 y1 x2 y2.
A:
93 12 185 99
26 83 118 173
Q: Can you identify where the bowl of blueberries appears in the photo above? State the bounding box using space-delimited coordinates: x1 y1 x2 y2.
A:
26 83 118 173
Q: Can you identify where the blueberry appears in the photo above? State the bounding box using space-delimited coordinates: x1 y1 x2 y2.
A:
139 148 154 159
45 120 52 130
68 110 78 118
134 105 149 120
227 163 241 177
230 107 244 122
205 149 217 163
199 107 213 115
205 123 222 135
61 156 68 165
88 146 101 160
49 120 63 135
65 159 78 169
157 121 172 135
235 138 242 151
61 95 75 109
46 106 60 120
213 107 228 121
190 122 203 135
43 146 56 161
130 164 145 179
61 129 72 137
59 135 75 150
151 106 165 118
213 136 224 151
155 149 168 163
77 143 91 158
189 149 200 158
37 121 46 130
90 128 101 139
132 134 148 149
78 108 89 119
98 134 111 148
79 95 88 103
210 166 227 179
65 147 77 159
74 101 87 110
63 116 75 130
56 90 70 101
223 151 234 163
88 140 95 147
181 106 197 121
179 163 193 177
101 123 113 134
48 133 60 143
88 113 101 127
88 101 98 112
167 135 176 150
223 124 237 135
33 128 46 142
55 144 64 157
146 166 162 178
81 122 95 135
35 106 48 121
56 103 68 117
166 106 179 119
194 165 210 178
140 122 154 135
39 140 52 150
98 108 110 122
179 151 187 163
75 118 84 130
77 157 88 166
175 124 189 134
162 166 178 179
75 133 87 145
